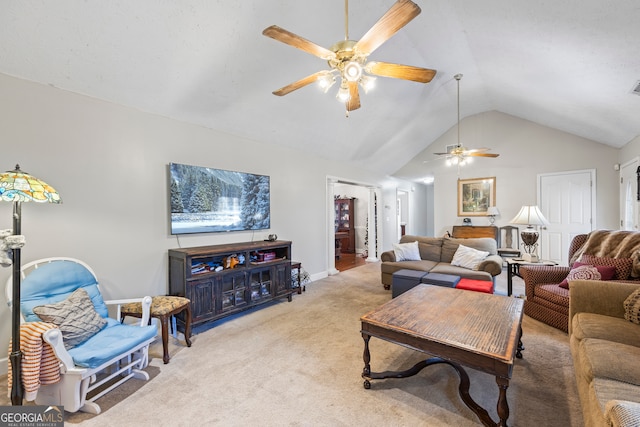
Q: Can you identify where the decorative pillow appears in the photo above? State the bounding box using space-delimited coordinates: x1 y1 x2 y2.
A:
578 254 634 280
33 288 107 349
451 244 489 270
393 241 421 261
558 262 616 289
558 265 602 289
623 288 640 325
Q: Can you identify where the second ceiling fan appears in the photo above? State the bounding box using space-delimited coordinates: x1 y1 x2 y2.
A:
433 74 500 165
262 0 437 112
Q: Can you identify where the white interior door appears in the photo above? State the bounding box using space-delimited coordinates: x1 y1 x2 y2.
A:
397 190 408 239
538 170 595 265
620 159 639 230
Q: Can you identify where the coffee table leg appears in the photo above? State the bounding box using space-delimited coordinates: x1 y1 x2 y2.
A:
362 333 371 389
516 325 524 359
496 377 510 426
507 264 514 296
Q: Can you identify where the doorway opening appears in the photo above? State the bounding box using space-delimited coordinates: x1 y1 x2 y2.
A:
328 179 380 273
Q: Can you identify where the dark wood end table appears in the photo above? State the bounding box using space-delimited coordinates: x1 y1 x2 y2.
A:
506 258 557 296
291 261 304 294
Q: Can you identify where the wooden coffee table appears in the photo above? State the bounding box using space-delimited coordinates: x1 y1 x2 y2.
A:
361 284 524 427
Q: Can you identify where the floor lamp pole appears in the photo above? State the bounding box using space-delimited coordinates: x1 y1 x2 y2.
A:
10 200 23 405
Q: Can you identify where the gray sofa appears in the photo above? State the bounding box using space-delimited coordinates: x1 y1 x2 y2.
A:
569 279 640 427
380 235 503 289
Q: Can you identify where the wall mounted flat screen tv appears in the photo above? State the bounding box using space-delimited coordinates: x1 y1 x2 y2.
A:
169 162 270 235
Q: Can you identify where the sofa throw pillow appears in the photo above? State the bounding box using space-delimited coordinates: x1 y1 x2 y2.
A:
578 254 634 280
393 241 421 261
558 262 616 289
33 288 107 349
451 244 489 270
623 288 640 325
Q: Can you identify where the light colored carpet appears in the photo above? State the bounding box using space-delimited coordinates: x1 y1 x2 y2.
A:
2 263 583 426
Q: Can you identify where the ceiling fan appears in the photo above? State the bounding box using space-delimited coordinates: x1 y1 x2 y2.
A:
433 74 499 166
262 0 436 113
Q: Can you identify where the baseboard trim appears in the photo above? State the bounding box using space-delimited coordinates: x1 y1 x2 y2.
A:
310 271 328 281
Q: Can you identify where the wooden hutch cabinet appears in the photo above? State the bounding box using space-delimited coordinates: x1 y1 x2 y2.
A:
335 198 355 253
168 240 294 330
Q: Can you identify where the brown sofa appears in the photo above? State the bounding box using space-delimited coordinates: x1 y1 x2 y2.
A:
520 230 640 332
569 279 640 427
380 235 503 289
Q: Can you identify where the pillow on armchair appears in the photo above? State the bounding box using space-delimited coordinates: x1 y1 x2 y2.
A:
33 288 107 349
559 262 616 289
578 254 634 280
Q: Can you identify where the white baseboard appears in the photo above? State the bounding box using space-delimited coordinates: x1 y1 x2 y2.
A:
310 271 328 281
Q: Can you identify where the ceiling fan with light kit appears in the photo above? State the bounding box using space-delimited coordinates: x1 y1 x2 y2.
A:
432 74 499 167
262 0 437 114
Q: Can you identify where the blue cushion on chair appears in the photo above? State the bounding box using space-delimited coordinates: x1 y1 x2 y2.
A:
20 260 108 322
68 319 157 368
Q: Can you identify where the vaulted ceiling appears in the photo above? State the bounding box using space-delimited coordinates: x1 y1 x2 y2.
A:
2 1 639 180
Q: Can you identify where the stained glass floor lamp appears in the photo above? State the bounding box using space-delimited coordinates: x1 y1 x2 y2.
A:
0 165 61 405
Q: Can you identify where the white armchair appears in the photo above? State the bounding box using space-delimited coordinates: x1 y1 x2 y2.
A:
6 257 157 414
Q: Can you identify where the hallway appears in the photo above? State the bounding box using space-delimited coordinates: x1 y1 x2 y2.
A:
335 252 366 272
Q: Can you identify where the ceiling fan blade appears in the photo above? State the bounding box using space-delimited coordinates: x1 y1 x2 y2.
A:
263 25 336 60
272 71 328 96
346 81 361 111
354 0 421 55
465 147 490 153
366 61 436 83
468 152 500 158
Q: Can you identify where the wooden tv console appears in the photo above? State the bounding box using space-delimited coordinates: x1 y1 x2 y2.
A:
168 240 294 331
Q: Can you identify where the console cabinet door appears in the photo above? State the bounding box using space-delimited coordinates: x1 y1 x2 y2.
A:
249 267 273 302
274 263 292 296
220 270 248 313
187 278 216 322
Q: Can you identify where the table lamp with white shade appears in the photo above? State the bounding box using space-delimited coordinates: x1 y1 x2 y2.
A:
487 206 500 224
509 205 549 262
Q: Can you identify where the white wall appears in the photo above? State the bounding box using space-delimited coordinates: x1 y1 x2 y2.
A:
394 111 621 235
619 135 640 162
0 73 419 373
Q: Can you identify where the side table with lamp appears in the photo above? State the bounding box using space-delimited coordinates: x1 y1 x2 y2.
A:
505 205 554 296
509 205 550 263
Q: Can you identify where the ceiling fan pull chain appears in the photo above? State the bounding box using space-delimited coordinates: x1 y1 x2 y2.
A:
345 0 349 40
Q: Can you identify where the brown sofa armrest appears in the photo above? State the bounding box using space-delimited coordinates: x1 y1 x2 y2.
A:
476 255 503 276
568 280 640 333
380 250 396 262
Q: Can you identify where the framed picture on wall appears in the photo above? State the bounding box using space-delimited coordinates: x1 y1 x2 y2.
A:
457 177 496 216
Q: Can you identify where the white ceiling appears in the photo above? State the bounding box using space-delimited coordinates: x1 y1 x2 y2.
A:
2 0 639 180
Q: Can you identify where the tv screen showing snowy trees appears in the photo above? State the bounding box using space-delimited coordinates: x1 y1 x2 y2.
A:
169 163 270 234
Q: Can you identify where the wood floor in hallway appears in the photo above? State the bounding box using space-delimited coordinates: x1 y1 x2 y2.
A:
335 252 366 271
